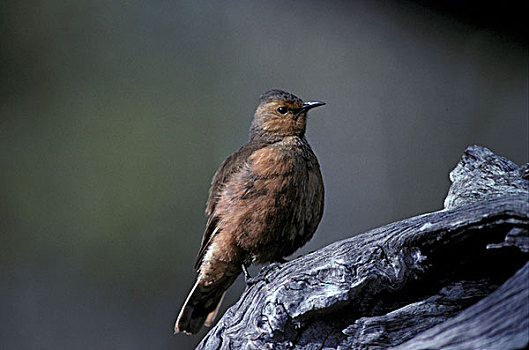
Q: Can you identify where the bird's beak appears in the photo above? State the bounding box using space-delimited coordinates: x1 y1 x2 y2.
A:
301 101 326 112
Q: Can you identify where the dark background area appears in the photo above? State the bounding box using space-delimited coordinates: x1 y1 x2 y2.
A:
1 1 527 349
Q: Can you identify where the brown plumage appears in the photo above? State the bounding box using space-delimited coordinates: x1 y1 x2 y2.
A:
174 89 325 335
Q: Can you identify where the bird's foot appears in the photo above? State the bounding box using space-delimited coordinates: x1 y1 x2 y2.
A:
243 264 263 286
242 264 252 282
245 262 285 286
242 264 270 286
262 261 284 273
245 276 260 286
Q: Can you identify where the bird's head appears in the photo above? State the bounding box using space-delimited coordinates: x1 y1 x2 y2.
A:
249 89 325 142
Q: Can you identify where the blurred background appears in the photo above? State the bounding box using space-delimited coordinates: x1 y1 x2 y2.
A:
1 1 527 349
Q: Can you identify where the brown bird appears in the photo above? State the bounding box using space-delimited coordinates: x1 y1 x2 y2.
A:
174 89 325 334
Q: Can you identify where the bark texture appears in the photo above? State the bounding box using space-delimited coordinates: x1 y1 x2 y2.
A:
198 145 529 350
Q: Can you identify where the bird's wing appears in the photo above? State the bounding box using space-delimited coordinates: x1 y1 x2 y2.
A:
193 141 265 270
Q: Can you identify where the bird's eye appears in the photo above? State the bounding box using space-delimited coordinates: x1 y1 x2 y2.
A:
277 107 288 114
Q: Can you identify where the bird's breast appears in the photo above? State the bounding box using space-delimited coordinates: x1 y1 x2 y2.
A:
212 137 323 263
248 146 296 180
239 139 323 259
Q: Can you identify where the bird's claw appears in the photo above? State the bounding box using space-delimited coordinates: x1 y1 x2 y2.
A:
244 261 285 286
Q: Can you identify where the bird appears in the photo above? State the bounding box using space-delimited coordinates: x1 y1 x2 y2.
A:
174 89 325 335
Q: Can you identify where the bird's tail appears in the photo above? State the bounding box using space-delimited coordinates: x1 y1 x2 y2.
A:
174 264 239 334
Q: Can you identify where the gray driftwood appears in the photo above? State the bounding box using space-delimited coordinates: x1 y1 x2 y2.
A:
198 145 529 349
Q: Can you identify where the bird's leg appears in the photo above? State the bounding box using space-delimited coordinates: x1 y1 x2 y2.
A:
243 264 267 286
242 264 252 282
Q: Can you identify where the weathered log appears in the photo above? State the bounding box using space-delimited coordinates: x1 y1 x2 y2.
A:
198 145 529 349
394 262 529 350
